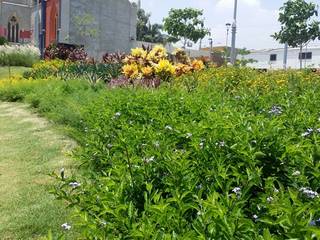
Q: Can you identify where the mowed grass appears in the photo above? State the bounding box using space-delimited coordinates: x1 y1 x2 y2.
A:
0 102 76 239
0 66 30 79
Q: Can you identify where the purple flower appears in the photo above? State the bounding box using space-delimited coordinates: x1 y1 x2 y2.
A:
300 187 319 199
268 105 283 116
310 219 320 227
301 128 314 137
69 182 81 189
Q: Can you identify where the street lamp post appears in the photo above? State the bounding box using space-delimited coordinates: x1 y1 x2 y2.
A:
225 23 231 63
230 0 238 65
209 38 213 61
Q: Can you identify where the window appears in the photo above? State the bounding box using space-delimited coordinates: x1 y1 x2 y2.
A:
299 52 312 60
270 54 277 61
7 16 19 43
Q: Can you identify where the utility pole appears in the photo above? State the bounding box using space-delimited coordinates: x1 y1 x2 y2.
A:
230 0 238 65
283 43 288 70
209 37 213 61
225 23 231 63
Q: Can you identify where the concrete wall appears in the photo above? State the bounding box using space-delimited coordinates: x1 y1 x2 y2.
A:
135 41 211 58
61 0 137 58
245 47 320 70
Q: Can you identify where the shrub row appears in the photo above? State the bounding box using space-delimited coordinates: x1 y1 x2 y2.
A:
52 69 320 239
0 44 40 67
2 68 320 238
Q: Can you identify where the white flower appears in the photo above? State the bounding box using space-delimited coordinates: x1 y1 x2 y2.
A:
197 211 203 216
69 182 81 188
186 133 192 138
165 125 173 131
216 141 226 147
199 142 204 149
61 223 71 230
100 220 107 226
154 141 160 148
292 171 301 176
267 196 274 203
144 156 155 164
274 188 279 193
253 214 259 220
114 112 121 118
232 187 241 196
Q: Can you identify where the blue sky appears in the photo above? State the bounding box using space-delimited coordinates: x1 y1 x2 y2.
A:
140 0 320 50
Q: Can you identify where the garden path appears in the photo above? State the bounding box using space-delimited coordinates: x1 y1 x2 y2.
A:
0 102 75 239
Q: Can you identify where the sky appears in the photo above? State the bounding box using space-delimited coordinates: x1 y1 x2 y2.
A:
140 0 320 50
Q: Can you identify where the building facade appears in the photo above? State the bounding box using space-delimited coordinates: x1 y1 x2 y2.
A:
245 46 320 70
1 0 137 57
0 0 33 43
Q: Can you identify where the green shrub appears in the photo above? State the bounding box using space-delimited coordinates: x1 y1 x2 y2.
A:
0 36 8 46
2 68 320 238
29 60 122 85
52 71 320 239
0 44 40 67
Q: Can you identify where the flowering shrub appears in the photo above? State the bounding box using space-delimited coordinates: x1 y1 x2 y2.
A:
174 67 318 93
102 52 126 64
49 68 320 239
115 45 205 87
44 43 87 62
27 59 122 85
27 59 65 79
0 44 40 67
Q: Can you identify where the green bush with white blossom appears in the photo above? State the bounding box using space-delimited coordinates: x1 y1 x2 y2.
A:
50 69 320 239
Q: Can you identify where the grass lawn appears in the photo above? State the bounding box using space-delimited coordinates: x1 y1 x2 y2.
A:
0 66 30 79
0 102 76 239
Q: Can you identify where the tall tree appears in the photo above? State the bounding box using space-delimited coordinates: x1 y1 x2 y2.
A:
163 8 210 48
273 0 320 69
136 9 165 44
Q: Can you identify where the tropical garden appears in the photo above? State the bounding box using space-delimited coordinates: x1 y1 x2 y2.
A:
1 0 320 239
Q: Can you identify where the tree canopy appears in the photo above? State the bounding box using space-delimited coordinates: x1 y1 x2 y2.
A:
163 8 210 48
137 9 166 44
273 0 320 48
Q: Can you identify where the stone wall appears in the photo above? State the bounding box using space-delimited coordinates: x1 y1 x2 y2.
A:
60 0 137 58
0 0 32 42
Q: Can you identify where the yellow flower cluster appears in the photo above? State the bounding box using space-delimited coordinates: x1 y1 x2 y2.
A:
122 45 206 82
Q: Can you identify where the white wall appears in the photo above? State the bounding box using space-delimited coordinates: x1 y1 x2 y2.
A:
134 41 211 58
244 47 320 69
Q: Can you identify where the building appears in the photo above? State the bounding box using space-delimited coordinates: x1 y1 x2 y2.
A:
244 46 320 70
0 0 33 43
1 0 137 57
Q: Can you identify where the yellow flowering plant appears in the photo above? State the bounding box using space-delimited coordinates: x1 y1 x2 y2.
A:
121 45 206 84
